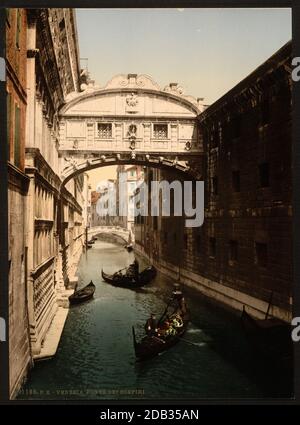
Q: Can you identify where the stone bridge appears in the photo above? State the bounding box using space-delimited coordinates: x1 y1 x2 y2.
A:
58 73 205 185
88 226 131 244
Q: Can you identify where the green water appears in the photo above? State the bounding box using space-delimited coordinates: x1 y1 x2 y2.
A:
18 241 293 400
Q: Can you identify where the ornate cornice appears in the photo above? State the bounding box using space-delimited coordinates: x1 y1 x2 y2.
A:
8 162 30 194
61 73 203 115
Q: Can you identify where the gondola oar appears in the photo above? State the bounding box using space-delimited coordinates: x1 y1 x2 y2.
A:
178 336 206 348
157 298 174 327
132 326 137 352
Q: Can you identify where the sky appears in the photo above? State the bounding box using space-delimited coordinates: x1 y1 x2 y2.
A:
75 8 291 189
88 166 117 189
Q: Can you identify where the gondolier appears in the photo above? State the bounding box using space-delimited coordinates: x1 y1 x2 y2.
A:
145 313 158 336
126 259 139 280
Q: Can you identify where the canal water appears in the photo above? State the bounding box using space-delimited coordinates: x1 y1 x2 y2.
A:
19 240 292 400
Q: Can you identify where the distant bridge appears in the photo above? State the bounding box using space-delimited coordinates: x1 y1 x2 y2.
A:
88 226 131 244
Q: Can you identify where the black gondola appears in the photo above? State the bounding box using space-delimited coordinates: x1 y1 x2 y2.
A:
132 287 189 360
124 243 133 252
101 265 156 288
69 281 95 305
241 306 292 358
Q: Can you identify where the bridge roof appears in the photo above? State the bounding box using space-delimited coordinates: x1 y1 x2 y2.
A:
59 73 203 116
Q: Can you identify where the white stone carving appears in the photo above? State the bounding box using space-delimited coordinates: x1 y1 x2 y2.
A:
63 157 79 170
126 93 139 107
104 74 161 91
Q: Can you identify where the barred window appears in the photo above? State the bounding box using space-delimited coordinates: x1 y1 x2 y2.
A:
229 240 238 262
255 242 268 267
232 170 240 192
97 123 112 139
261 98 270 125
212 176 218 196
153 124 168 139
209 237 216 258
232 114 242 138
16 9 21 48
259 162 270 188
14 104 21 169
184 234 188 249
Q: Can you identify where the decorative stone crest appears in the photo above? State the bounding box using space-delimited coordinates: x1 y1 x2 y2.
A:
126 92 139 108
185 141 192 151
128 123 137 139
129 140 136 150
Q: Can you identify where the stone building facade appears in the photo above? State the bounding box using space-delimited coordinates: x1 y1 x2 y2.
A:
90 183 118 228
135 41 292 322
6 8 32 399
7 8 87 398
116 165 144 233
25 8 84 355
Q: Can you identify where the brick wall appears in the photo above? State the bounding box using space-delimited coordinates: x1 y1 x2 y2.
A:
199 41 292 312
6 9 27 171
135 42 292 318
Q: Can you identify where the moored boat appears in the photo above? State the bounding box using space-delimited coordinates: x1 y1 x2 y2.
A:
101 264 156 288
69 281 95 305
241 306 292 358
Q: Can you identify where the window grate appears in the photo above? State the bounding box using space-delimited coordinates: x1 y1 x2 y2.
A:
97 123 112 139
153 124 168 139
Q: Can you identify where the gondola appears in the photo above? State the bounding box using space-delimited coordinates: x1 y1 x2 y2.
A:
124 243 133 252
101 265 156 288
68 281 95 305
241 306 292 358
132 287 190 360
